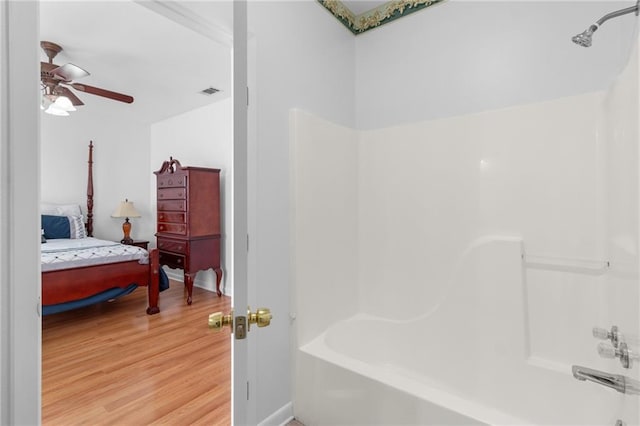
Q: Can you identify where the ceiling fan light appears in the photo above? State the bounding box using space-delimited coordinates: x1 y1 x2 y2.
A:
53 96 76 112
44 103 70 116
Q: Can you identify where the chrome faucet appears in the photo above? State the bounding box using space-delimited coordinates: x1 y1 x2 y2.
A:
572 365 640 394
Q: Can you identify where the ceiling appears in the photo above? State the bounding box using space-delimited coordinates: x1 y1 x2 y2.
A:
39 0 437 124
39 1 233 125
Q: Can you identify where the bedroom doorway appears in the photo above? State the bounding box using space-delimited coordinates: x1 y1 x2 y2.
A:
37 0 241 424
3 1 271 424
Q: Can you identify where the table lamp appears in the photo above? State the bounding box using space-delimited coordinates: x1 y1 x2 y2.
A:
111 199 141 244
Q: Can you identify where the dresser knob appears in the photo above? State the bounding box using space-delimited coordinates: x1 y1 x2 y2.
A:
178 246 183 251
159 242 164 248
168 179 173 185
177 259 182 264
159 225 164 230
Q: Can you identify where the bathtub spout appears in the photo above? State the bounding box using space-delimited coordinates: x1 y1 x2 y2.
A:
572 365 628 393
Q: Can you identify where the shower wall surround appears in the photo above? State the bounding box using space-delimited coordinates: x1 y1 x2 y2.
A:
601 39 639 350
292 52 639 421
293 91 606 364
290 110 359 347
291 1 640 424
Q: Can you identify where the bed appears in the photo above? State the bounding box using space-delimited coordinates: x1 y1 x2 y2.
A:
41 141 164 316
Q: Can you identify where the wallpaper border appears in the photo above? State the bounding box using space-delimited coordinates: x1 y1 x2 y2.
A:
318 0 444 35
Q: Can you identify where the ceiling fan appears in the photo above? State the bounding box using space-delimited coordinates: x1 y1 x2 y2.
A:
40 41 134 114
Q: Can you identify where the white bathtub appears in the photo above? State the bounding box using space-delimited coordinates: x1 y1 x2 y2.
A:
294 238 637 425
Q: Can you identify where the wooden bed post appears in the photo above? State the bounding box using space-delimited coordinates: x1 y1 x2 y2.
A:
146 249 160 315
87 141 94 237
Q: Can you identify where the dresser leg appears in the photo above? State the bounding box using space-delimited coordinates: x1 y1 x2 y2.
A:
214 267 223 297
184 272 194 305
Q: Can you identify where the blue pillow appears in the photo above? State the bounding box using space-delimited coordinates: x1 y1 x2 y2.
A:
41 215 70 239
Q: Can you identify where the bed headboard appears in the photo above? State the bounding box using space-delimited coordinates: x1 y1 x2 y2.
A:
86 141 94 237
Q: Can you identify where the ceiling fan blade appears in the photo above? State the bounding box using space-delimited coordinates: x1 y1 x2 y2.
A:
51 63 90 81
56 86 84 106
69 83 134 104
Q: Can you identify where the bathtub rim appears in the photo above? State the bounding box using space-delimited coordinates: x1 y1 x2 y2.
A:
299 313 529 426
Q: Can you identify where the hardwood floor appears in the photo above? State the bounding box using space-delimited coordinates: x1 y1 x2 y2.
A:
42 280 232 425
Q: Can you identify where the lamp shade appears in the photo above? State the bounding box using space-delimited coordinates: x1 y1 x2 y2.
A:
111 199 141 218
44 103 70 116
53 96 77 112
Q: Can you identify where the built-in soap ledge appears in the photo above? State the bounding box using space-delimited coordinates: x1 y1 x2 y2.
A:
522 253 610 276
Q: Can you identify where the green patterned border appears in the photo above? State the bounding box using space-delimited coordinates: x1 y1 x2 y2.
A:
318 0 444 35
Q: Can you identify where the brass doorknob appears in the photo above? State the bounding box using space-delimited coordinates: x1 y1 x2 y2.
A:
248 307 272 331
208 310 233 332
208 307 271 335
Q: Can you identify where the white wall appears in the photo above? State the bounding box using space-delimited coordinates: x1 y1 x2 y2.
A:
248 0 356 422
355 1 637 129
41 113 152 242
150 98 233 294
0 2 5 420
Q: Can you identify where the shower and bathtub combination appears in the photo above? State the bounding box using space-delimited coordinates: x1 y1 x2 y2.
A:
291 2 640 425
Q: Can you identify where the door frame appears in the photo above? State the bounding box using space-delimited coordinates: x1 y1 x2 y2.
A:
1 1 42 424
0 1 255 424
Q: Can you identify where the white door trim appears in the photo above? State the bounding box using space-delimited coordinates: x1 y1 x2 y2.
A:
1 1 42 424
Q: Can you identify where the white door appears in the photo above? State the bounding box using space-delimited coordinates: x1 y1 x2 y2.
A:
231 0 252 424
230 2 275 422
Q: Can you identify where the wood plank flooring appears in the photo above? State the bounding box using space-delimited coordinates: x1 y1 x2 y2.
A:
42 281 232 425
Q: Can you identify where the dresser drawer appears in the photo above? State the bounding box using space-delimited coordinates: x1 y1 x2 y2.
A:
157 174 187 188
157 200 186 212
159 251 186 269
157 238 186 254
157 212 186 224
157 223 187 235
158 187 186 200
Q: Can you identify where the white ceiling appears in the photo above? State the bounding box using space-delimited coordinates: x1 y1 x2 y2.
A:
39 1 233 124
38 1 417 124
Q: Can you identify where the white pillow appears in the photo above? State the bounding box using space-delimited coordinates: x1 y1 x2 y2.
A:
68 215 87 239
41 203 83 217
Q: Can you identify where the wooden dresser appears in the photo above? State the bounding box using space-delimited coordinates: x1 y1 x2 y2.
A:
154 158 223 303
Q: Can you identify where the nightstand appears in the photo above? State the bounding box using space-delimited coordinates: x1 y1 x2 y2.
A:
124 240 149 250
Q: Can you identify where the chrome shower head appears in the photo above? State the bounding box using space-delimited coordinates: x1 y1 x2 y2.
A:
572 1 639 48
572 24 598 47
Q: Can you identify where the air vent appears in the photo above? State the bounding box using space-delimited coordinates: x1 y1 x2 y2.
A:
200 87 220 95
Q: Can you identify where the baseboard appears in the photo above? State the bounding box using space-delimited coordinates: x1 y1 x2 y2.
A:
258 402 293 426
161 267 231 296
162 268 183 283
